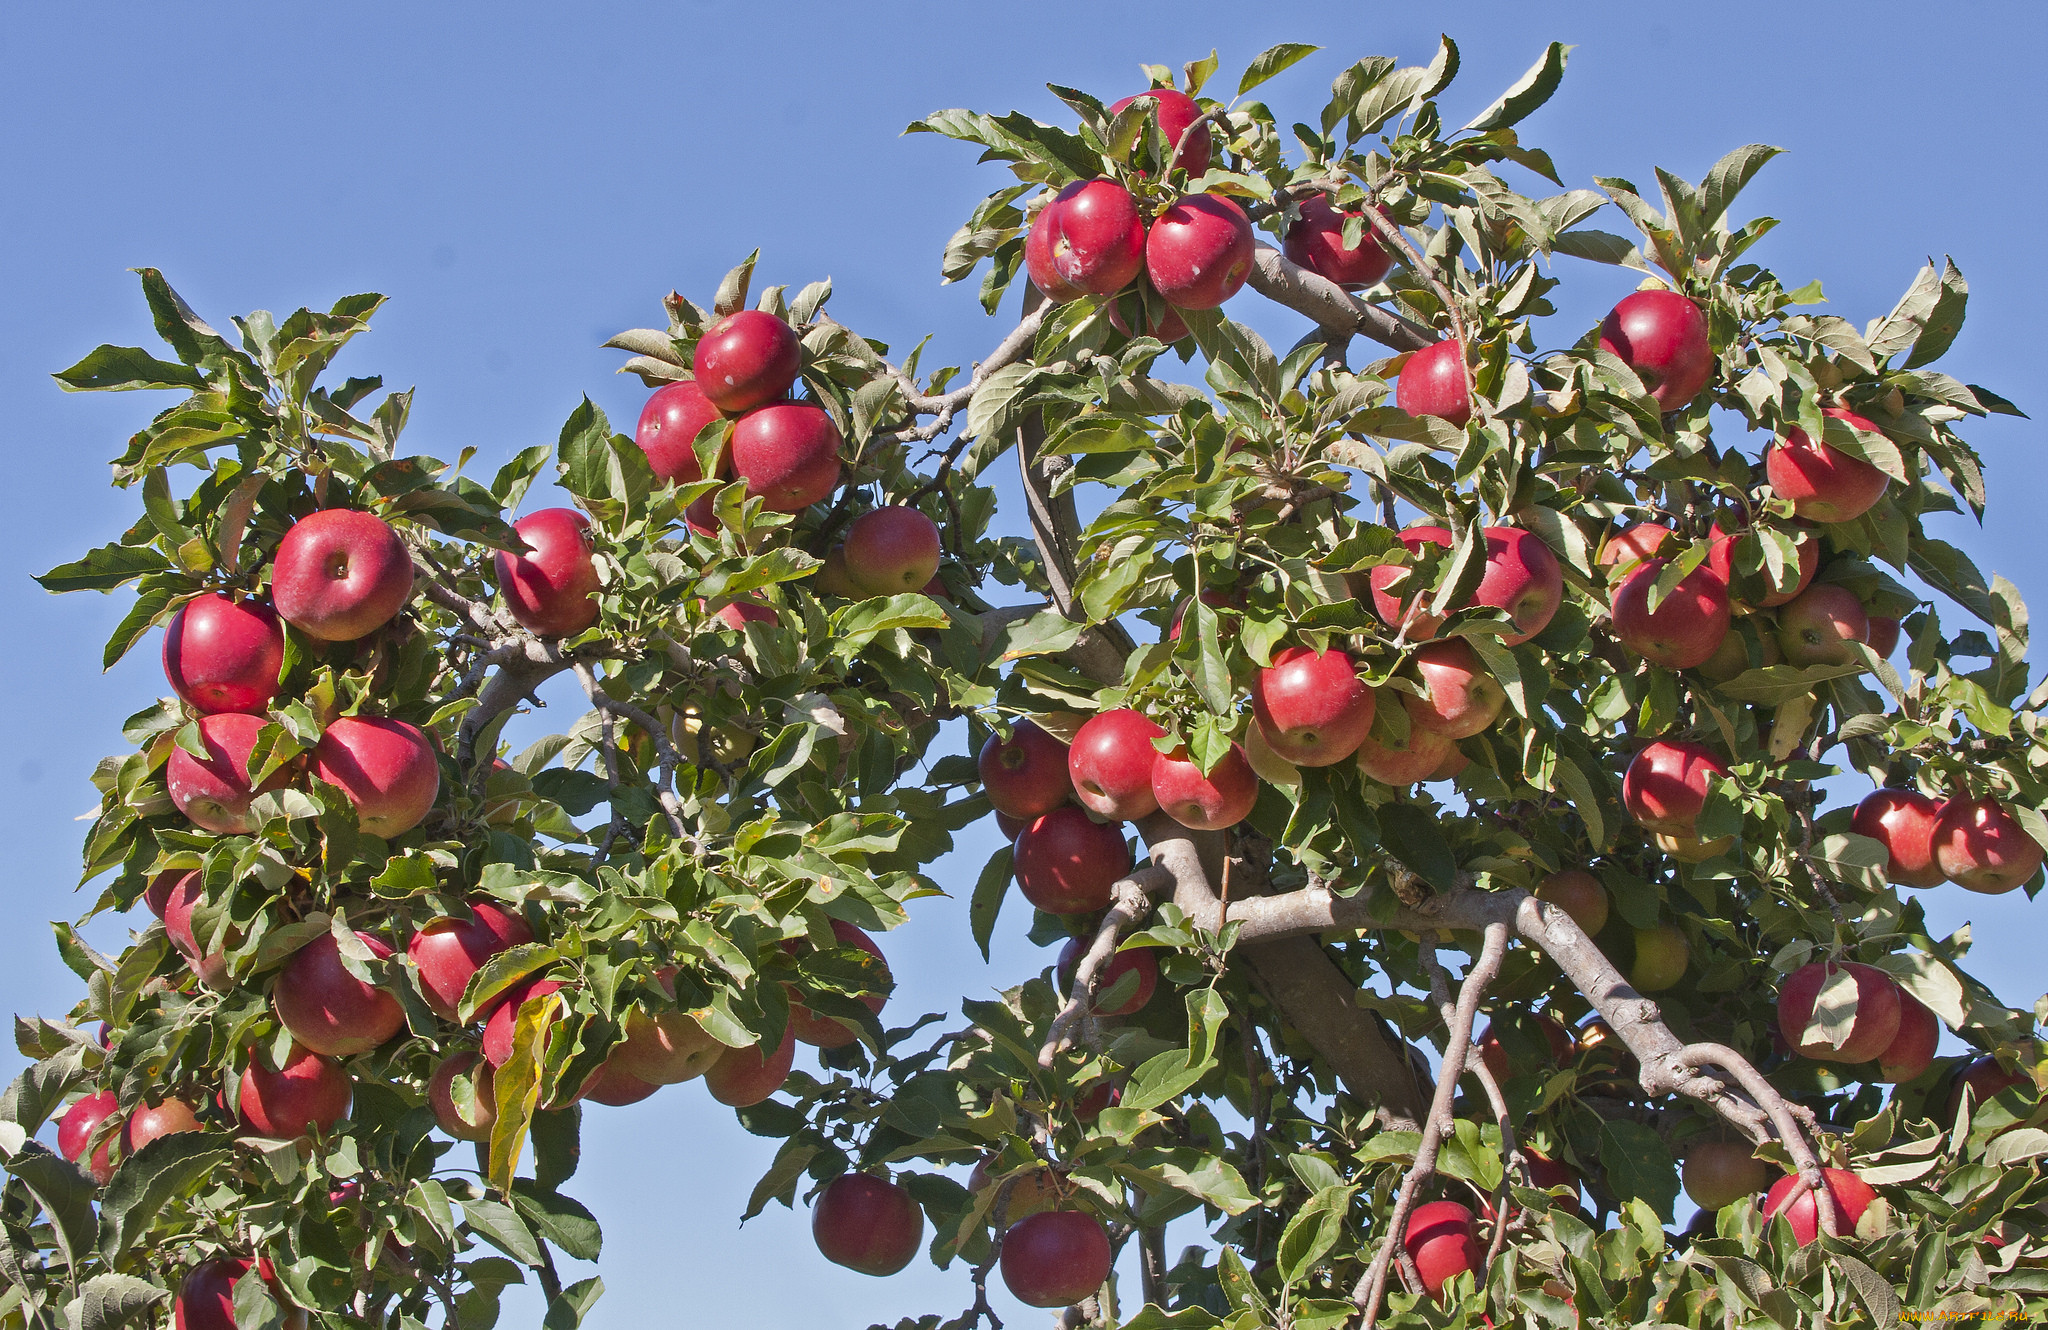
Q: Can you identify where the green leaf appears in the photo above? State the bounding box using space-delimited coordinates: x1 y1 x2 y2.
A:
6 1144 99 1272
969 843 1013 961
543 1278 604 1330
1597 1118 1677 1221
1277 1184 1356 1282
1698 144 1782 227
102 583 179 670
53 345 203 393
462 1196 544 1267
1831 1253 1901 1328
741 1141 818 1222
510 1181 602 1261
1377 803 1456 891
1811 833 1888 894
75 1274 169 1330
35 544 172 593
97 1132 231 1261
1712 663 1863 704
1237 43 1321 96
487 987 563 1193
1154 1153 1259 1216
713 251 759 317
1460 41 1568 132
555 398 615 502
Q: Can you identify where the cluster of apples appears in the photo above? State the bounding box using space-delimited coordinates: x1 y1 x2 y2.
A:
634 308 843 522
1774 958 1940 1082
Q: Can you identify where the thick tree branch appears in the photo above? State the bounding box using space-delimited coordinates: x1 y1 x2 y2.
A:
1245 244 1433 354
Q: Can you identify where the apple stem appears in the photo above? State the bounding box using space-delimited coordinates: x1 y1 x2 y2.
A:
1037 866 1172 1068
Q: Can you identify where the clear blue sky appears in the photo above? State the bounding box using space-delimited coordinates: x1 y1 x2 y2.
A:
2 3 2043 1325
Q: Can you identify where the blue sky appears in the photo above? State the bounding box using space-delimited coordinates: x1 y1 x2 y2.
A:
2 3 2044 1325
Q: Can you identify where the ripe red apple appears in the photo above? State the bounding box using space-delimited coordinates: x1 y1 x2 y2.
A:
1610 558 1733 668
408 901 533 1021
272 930 405 1056
125 1098 203 1154
995 809 1028 841
979 720 1075 820
1698 622 1781 683
1598 289 1714 411
704 1027 796 1107
1705 521 1818 608
580 1060 660 1106
1850 789 1946 889
1056 936 1158 1017
811 1173 926 1276
1403 1200 1478 1300
143 869 185 918
270 509 415 642
239 1045 351 1138
634 379 728 485
162 873 233 990
789 920 891 1048
166 711 293 834
1104 291 1189 342
313 716 439 837
427 1051 496 1142
731 402 843 511
692 309 802 413
1068 708 1165 819
1932 796 2044 893
843 506 941 596
1621 739 1729 836
1145 193 1255 310
1766 407 1891 524
1473 526 1564 645
1777 961 1902 1063
1013 807 1132 914
1000 1211 1114 1308
1074 1081 1119 1122
1152 742 1258 831
1878 989 1940 1083
495 508 599 638
713 595 776 631
1251 648 1376 766
1631 923 1690 992
1282 194 1392 288
1474 1011 1573 1085
1354 699 1457 786
1030 178 1146 297
1396 340 1471 428
1596 522 1672 571
1407 639 1506 739
481 978 565 1068
163 594 284 715
615 968 727 1082
58 1090 120 1183
1108 88 1212 176
1025 203 1085 303
1683 1141 1771 1211
1946 1056 2033 1120
1762 1168 1877 1246
1866 615 1901 657
1534 869 1609 935
1368 525 1453 639
1777 584 1870 666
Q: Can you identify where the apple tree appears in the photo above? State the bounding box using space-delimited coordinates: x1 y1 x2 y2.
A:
7 35 2048 1330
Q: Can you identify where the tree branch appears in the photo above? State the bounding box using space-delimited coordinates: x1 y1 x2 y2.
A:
1244 244 1433 354
1038 865 1173 1067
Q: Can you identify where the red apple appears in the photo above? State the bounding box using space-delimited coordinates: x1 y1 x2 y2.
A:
731 402 843 511
995 810 1028 841
1766 407 1891 524
270 509 415 642
1698 622 1782 683
408 901 534 1021
1777 584 1870 666
1762 1168 1877 1246
1105 292 1189 342
162 594 284 715
1850 789 1946 889
979 720 1075 820
1000 1211 1113 1308
1367 525 1453 639
57 1090 120 1184
615 968 727 1082
1056 936 1158 1017
1354 699 1456 786
1396 340 1472 427
1030 178 1146 297
1932 796 2044 893
1145 194 1255 310
1403 1200 1478 1300
1407 639 1506 739
1251 647 1376 766
162 872 233 990
1151 742 1258 831
1534 869 1609 935
481 978 565 1068
1475 526 1564 645
1621 740 1729 836
1068 709 1165 819
580 1060 660 1106
1074 1081 1119 1122
1283 194 1392 288
1683 1141 1771 1212
272 930 405 1056
789 920 890 1048
313 716 439 837
1598 289 1714 412
704 1027 796 1107
1013 807 1132 914
1596 522 1672 570
812 1173 925 1276
1706 521 1818 608
124 1098 203 1154
144 868 189 919
1777 961 1902 1063
1108 88 1212 176
1610 558 1733 668
1946 1056 2033 1120
427 1051 496 1142
692 309 801 413
1025 202 1085 303
713 596 777 631
843 506 941 596
166 711 292 834
634 379 728 485
239 1045 351 1138
1866 616 1902 657
1878 989 1940 1083
495 508 599 638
